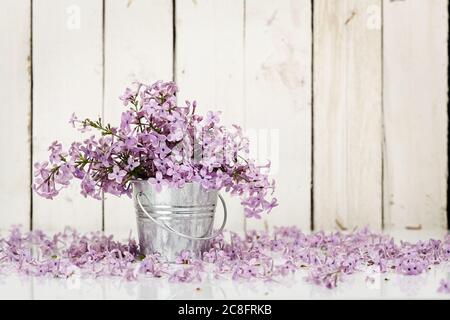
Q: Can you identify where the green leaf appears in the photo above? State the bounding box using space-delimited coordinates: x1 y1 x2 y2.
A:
137 254 145 261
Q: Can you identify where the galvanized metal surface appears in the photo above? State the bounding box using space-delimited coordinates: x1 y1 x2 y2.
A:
133 181 227 262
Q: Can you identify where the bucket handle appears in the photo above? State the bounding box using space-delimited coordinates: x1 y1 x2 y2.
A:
135 191 228 240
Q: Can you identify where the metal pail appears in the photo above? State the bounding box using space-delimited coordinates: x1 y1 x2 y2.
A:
133 181 227 262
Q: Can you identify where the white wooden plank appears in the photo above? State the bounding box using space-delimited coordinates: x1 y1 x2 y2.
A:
0 0 31 229
33 0 103 232
245 0 312 231
313 0 382 230
383 0 448 229
175 0 245 233
103 0 173 239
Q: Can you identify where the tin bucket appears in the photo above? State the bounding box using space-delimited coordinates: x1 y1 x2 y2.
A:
133 181 227 262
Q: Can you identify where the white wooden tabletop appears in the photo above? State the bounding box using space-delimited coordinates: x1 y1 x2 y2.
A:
1 229 449 300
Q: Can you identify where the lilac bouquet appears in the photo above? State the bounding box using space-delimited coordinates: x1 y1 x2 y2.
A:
33 81 277 218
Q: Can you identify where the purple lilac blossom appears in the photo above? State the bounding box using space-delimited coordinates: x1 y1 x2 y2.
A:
33 80 277 218
437 279 450 294
1 226 450 290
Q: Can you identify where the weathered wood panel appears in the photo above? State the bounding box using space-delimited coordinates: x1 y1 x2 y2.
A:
33 0 103 232
383 0 448 229
313 0 383 230
0 0 31 229
0 0 447 233
245 0 312 231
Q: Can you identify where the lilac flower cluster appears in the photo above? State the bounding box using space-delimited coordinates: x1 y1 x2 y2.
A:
33 81 277 218
1 226 449 292
438 279 450 294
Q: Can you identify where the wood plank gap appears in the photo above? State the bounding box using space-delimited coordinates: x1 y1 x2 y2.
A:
172 0 176 82
101 0 106 232
243 0 247 235
447 0 450 230
310 0 314 231
243 0 248 234
381 0 385 229
29 0 34 231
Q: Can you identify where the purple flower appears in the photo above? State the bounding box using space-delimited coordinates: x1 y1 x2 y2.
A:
108 166 127 184
34 161 49 179
125 157 139 171
3 226 450 289
438 279 450 294
80 176 98 199
202 249 217 263
120 111 134 132
32 176 59 199
204 111 221 126
276 261 296 276
169 262 203 283
270 239 284 252
54 164 72 186
175 250 192 264
165 160 180 177
263 198 278 213
167 126 184 142
244 207 264 219
119 87 136 106
155 142 171 159
69 113 78 127
124 136 138 149
48 141 63 163
32 80 278 221
233 263 258 280
341 255 358 274
148 172 166 192
397 258 426 275
442 243 450 259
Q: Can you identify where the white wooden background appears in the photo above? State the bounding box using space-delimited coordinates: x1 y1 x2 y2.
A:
0 0 447 236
